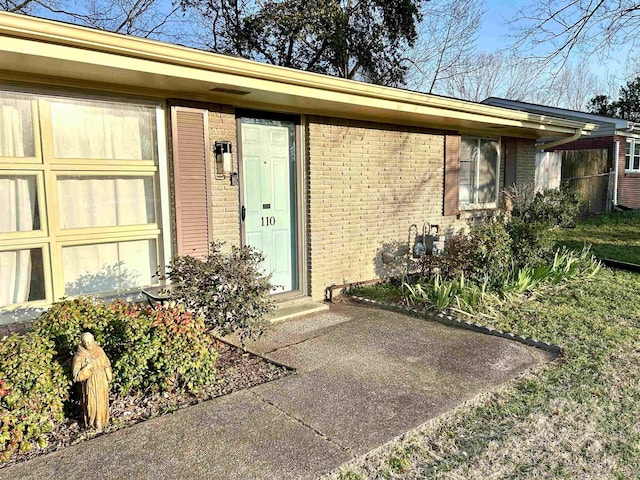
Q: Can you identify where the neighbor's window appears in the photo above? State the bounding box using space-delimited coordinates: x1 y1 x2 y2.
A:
625 140 640 172
459 137 500 209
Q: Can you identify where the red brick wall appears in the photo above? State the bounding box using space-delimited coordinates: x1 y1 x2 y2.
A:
616 135 640 208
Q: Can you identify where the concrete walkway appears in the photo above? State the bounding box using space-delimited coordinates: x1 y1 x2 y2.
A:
1 304 552 480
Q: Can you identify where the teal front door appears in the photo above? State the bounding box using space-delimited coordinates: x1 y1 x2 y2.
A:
241 118 297 293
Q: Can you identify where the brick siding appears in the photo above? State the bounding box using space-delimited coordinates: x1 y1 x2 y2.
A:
305 116 466 301
515 138 537 185
208 107 241 248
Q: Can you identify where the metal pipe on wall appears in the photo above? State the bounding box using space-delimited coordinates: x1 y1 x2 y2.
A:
614 140 619 206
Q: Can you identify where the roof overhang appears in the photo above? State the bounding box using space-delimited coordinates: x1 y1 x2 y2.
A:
0 12 598 139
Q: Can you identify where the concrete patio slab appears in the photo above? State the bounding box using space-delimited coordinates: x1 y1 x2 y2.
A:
250 304 551 454
0 390 350 480
1 303 553 480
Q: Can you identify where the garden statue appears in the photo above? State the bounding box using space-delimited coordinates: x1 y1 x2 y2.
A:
72 332 112 431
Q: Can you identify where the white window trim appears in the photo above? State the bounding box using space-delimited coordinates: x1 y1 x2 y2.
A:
459 136 501 211
625 139 640 173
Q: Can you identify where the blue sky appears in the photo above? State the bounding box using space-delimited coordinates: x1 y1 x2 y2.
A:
477 0 628 85
477 0 519 53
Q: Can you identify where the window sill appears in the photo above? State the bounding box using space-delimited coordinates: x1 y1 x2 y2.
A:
624 171 640 177
459 203 498 212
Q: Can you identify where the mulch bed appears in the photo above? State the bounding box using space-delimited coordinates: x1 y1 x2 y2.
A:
2 340 292 469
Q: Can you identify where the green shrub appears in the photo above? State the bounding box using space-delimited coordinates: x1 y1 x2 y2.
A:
419 220 512 285
35 298 218 396
471 220 513 282
0 332 70 462
165 241 275 344
116 302 217 394
34 296 115 360
506 217 555 268
504 184 581 227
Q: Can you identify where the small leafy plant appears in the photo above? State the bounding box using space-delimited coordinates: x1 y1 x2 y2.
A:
165 241 275 344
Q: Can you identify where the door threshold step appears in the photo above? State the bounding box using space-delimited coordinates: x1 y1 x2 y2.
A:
267 299 329 324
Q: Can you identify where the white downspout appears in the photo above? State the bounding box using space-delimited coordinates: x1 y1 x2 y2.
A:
614 140 619 206
535 128 583 152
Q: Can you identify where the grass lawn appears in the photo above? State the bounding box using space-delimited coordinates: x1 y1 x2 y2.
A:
555 210 640 264
334 216 640 479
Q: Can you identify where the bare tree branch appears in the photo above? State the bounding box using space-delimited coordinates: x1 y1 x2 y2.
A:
1 0 190 43
510 0 640 70
404 0 484 93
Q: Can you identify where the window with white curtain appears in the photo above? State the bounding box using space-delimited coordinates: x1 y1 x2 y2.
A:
50 100 155 161
459 137 500 209
57 176 155 229
0 90 163 309
0 95 35 158
0 175 40 232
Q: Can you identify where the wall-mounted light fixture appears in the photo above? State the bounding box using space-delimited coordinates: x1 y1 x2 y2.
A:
214 141 233 179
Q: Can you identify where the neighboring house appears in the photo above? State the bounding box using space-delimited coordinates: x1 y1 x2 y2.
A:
0 13 596 324
483 97 640 208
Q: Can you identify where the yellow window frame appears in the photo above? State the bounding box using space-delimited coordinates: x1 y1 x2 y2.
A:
0 90 165 310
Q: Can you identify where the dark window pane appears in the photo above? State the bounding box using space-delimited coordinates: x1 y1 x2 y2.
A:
0 247 46 307
478 139 498 204
459 137 478 204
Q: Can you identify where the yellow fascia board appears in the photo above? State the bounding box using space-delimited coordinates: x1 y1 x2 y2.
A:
0 12 597 136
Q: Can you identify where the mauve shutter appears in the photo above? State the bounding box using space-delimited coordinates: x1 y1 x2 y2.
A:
171 107 212 258
443 134 461 216
503 137 517 187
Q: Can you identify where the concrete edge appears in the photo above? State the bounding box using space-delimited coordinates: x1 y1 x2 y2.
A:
214 335 297 372
346 295 564 357
601 258 640 273
267 303 330 324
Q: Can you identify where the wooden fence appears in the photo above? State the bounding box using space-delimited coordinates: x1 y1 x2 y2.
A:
559 149 612 216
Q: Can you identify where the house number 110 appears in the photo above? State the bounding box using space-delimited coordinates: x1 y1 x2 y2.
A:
261 216 276 226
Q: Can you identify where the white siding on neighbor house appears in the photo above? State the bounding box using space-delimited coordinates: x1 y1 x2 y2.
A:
536 151 562 190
